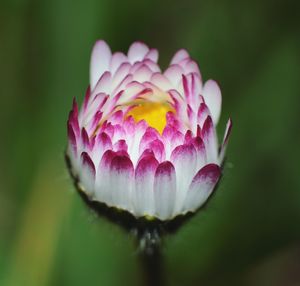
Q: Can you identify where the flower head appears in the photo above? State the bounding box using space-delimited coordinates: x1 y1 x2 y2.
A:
67 41 232 221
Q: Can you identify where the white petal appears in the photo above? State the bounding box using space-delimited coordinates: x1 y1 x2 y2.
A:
80 152 96 197
145 48 159 62
110 52 128 75
133 64 153 82
151 73 173 91
90 40 112 90
170 144 197 214
164 64 184 87
201 116 218 164
95 150 115 204
154 161 176 220
170 49 190 65
117 81 147 105
134 154 159 216
128 42 149 63
112 63 131 90
93 71 112 95
183 164 221 212
109 155 134 210
202 80 222 125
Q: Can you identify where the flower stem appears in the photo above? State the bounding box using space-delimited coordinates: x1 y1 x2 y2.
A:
137 228 164 286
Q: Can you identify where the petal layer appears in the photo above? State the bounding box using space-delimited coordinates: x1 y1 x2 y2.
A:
183 164 221 212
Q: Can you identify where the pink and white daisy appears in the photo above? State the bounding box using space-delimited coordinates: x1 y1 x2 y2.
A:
67 41 232 221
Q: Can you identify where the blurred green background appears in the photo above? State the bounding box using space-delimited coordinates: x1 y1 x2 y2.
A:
1 0 300 285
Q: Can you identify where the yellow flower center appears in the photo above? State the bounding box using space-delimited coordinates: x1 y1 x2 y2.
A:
126 101 175 134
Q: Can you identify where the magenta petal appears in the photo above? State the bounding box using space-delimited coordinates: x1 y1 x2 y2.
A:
187 104 196 128
168 90 189 126
170 143 196 162
99 149 116 169
110 154 134 174
166 111 181 129
191 136 207 169
72 98 78 118
80 151 96 196
136 154 158 176
93 71 112 95
183 164 221 212
162 124 181 157
91 93 109 113
139 127 160 155
170 131 185 152
196 125 201 137
81 128 90 148
68 114 80 137
197 102 211 128
96 150 117 204
123 116 135 136
96 132 112 149
201 115 213 138
134 154 159 216
110 155 134 209
182 74 190 100
113 139 128 152
81 152 96 177
83 87 91 113
112 124 126 142
68 99 80 136
93 132 113 166
171 144 197 213
67 122 77 154
162 124 176 139
100 122 114 138
148 139 166 162
109 110 124 125
136 148 155 165
154 161 176 220
184 130 193 144
103 90 123 115
182 73 202 109
201 115 218 164
90 111 103 132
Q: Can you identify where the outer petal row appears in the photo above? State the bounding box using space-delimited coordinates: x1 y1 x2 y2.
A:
73 146 221 219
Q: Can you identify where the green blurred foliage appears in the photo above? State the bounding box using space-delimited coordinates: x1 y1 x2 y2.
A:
1 0 300 285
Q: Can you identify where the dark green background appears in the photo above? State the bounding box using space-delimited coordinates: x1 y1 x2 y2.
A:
1 0 300 285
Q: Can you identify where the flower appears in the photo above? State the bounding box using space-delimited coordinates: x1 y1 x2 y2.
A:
67 41 232 221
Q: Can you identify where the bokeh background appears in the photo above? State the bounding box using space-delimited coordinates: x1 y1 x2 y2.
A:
1 0 300 285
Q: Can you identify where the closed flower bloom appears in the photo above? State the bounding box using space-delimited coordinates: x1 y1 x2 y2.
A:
67 41 232 221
